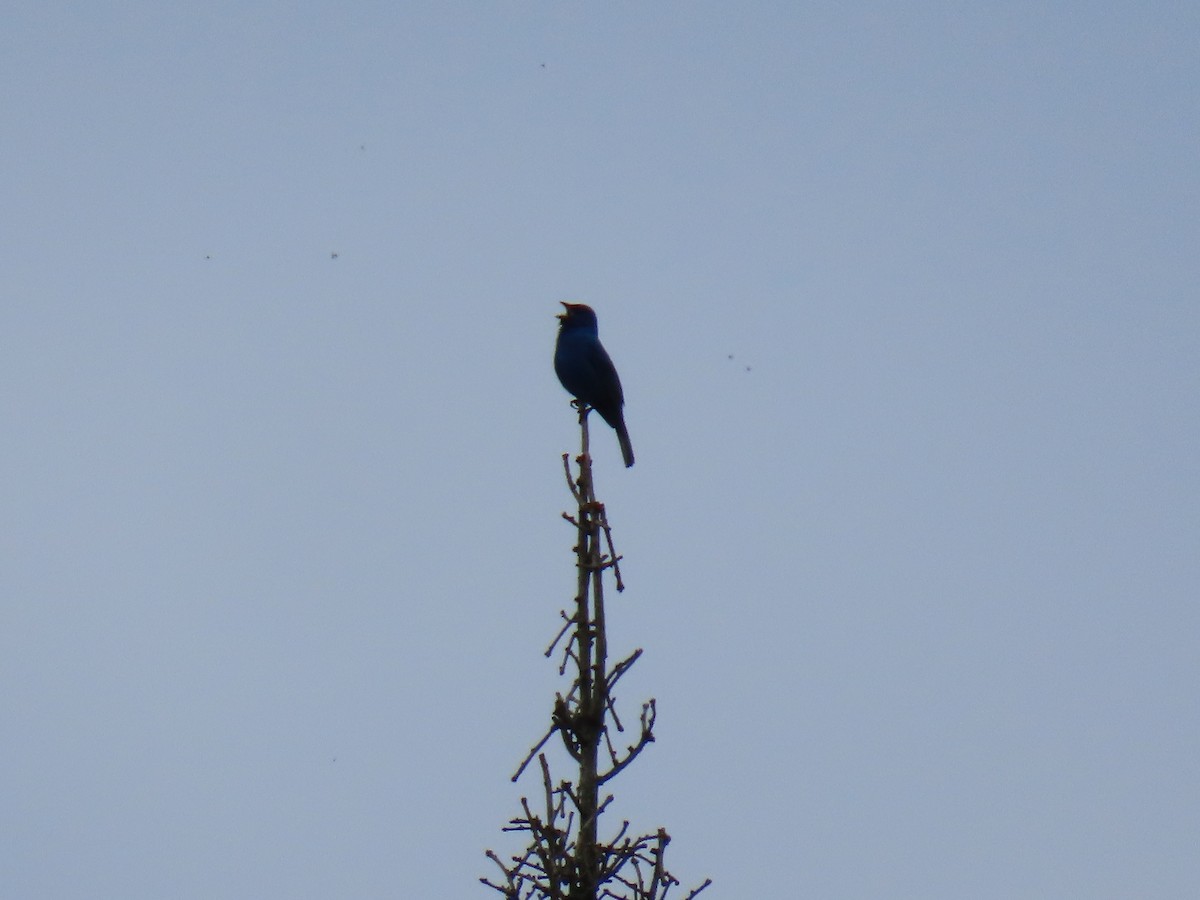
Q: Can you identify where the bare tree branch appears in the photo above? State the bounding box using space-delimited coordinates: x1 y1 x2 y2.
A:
484 404 709 898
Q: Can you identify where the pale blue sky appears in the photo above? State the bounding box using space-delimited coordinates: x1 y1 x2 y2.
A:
2 3 1198 897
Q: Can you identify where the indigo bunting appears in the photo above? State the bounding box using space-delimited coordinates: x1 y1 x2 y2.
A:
554 302 634 467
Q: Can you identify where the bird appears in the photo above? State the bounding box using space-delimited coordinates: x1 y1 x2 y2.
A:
554 302 634 467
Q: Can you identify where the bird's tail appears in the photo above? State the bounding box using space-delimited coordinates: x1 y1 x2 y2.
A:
616 418 635 468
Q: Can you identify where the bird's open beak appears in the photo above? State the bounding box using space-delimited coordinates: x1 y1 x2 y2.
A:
556 301 570 320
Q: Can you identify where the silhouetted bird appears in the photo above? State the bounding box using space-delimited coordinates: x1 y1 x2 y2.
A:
554 302 634 467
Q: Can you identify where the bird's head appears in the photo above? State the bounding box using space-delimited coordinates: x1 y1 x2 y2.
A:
556 302 599 332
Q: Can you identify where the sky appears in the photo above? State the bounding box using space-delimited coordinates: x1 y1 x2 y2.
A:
2 2 1198 897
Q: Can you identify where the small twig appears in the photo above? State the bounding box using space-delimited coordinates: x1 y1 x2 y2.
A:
607 647 643 693
649 829 670 897
539 755 556 818
545 610 575 658
608 819 632 847
599 700 656 785
603 723 618 765
562 453 583 505
598 511 625 591
605 692 625 733
512 725 558 782
559 646 579 678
